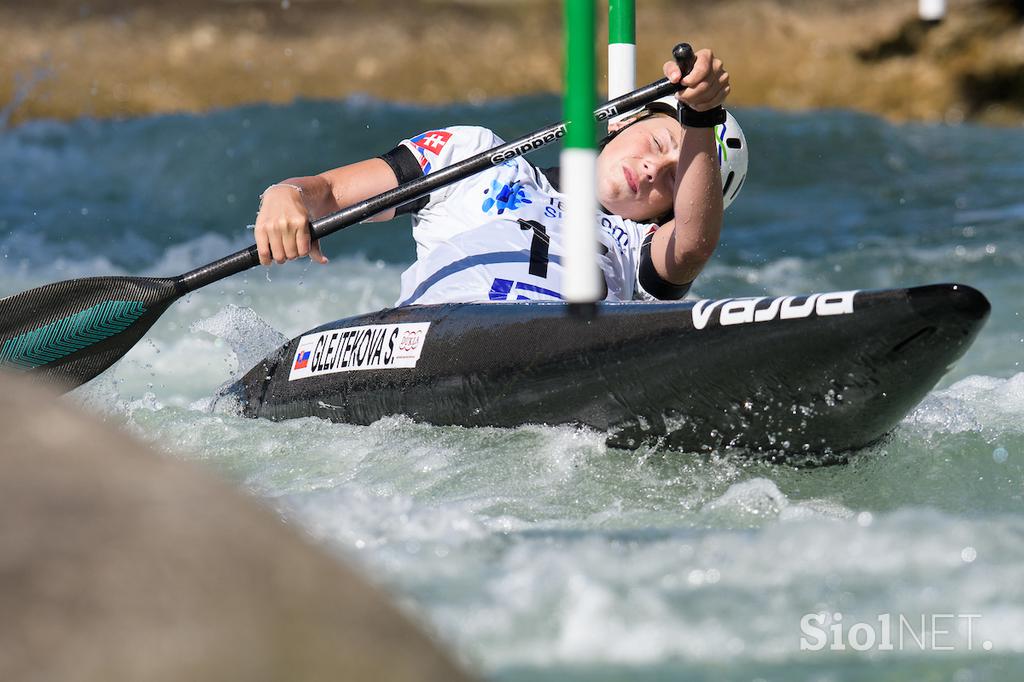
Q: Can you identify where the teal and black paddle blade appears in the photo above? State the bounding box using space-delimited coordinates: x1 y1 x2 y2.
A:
0 277 182 390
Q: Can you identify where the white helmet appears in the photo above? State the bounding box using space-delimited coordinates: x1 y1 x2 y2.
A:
715 111 748 210
642 97 748 210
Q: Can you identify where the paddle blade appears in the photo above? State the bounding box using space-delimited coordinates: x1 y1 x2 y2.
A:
0 276 181 390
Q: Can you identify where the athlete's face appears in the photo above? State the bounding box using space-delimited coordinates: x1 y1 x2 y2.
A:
596 114 682 223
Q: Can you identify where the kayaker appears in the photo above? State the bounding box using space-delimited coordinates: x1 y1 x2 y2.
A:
253 48 746 304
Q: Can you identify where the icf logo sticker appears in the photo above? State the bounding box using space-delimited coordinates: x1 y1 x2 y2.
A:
398 329 424 353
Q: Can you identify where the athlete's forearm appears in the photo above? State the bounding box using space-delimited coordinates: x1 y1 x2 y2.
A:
660 127 723 284
270 175 336 218
255 157 401 266
316 158 400 222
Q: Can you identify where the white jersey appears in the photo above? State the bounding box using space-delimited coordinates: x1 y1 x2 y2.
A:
391 126 660 306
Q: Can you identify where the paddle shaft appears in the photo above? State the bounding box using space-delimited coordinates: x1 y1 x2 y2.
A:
176 45 695 293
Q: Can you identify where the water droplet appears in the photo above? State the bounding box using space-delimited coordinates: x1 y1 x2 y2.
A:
993 447 1008 463
961 546 977 563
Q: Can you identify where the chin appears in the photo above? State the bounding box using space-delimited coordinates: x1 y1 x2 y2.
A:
595 182 617 209
618 207 644 222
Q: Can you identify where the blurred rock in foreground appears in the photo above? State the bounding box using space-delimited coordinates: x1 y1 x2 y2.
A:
0 370 477 682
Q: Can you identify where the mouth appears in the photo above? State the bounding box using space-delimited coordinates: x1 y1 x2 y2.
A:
622 165 639 195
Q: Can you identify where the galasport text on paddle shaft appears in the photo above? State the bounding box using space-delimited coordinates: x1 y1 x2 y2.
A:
0 44 697 390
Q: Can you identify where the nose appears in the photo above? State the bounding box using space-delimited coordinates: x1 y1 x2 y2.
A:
641 154 676 185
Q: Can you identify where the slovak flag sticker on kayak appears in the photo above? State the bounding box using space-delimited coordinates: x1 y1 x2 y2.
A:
288 322 431 381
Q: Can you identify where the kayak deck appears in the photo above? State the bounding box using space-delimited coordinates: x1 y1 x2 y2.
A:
221 283 989 460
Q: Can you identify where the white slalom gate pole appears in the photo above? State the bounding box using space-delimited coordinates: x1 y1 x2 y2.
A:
561 0 603 310
919 0 946 24
607 0 636 127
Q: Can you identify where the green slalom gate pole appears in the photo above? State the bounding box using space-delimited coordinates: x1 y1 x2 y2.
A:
561 0 602 306
607 0 636 119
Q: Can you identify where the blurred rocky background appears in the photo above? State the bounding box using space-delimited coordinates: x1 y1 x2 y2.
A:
1 0 1023 127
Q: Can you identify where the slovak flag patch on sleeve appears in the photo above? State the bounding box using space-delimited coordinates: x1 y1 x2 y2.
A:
293 350 311 370
407 130 453 174
410 130 452 154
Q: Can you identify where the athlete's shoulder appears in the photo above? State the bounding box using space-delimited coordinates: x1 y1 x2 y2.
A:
403 125 504 160
442 125 505 147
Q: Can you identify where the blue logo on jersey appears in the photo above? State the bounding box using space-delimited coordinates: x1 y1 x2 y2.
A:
482 180 532 215
488 278 562 301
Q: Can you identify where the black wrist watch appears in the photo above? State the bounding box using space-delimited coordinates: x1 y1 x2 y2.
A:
678 103 727 128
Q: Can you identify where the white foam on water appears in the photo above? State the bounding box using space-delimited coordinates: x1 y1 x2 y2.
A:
424 508 1024 668
700 477 854 525
906 373 1024 436
101 391 1015 671
700 256 823 295
144 232 251 276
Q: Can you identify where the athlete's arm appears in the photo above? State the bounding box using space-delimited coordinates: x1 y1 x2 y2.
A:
254 158 398 266
648 128 722 285
649 48 729 286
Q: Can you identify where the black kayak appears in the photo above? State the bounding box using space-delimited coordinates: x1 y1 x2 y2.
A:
221 283 989 459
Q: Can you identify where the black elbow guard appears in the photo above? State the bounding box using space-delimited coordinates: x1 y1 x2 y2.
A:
638 233 692 300
378 145 429 215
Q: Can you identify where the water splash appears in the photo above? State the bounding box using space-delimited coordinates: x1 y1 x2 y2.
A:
190 304 288 380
